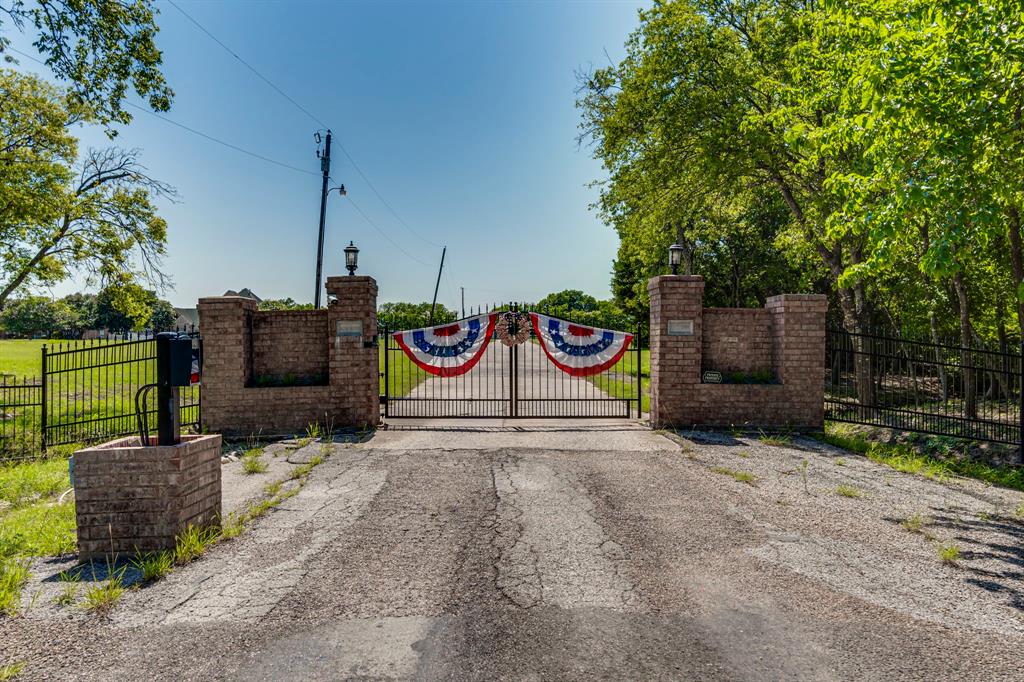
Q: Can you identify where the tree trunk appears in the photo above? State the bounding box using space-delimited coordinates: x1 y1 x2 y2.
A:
929 311 949 401
952 272 978 420
1007 205 1024 335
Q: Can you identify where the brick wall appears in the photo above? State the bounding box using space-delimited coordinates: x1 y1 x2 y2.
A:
251 309 328 381
648 275 827 430
198 276 379 435
701 308 773 376
73 434 221 560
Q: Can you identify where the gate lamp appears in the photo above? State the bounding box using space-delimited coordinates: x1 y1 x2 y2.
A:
669 243 684 275
344 241 359 276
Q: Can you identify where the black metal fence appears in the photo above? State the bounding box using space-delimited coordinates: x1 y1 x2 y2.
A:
826 328 1023 446
0 329 200 460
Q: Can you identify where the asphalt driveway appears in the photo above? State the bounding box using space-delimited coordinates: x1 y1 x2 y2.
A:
3 421 1023 680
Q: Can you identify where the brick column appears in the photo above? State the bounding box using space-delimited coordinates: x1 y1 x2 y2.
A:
326 275 379 428
197 296 257 432
766 294 828 428
648 275 705 428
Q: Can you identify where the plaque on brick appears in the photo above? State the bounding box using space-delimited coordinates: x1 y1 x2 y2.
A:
336 320 362 337
668 319 694 336
702 370 723 383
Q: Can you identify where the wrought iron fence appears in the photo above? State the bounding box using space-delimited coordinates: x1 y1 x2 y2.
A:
826 328 1023 446
0 329 200 460
0 375 43 458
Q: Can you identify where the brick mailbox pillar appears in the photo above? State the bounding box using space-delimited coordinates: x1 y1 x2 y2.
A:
326 275 380 428
73 433 222 561
648 275 827 430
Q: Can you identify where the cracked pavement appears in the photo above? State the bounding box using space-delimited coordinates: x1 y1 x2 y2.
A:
3 420 1024 680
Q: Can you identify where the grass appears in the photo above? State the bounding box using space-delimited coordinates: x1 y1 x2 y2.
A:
0 661 24 680
710 466 757 484
817 424 1024 491
0 339 59 378
587 348 650 414
759 431 792 447
379 345 431 398
82 570 125 612
0 559 29 616
131 551 174 582
241 449 268 475
938 543 961 565
901 513 929 534
54 582 78 606
0 458 69 506
173 525 219 565
835 484 863 498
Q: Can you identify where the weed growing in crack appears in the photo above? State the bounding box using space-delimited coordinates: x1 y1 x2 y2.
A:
262 480 283 497
54 583 78 606
173 525 218 565
799 459 811 495
0 661 25 680
241 450 268 475
82 567 125 613
57 567 81 583
759 431 792 447
711 466 756 485
835 458 846 466
0 558 29 616
938 544 961 565
131 551 174 582
836 484 863 499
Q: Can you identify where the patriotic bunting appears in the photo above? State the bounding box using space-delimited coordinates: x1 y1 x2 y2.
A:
529 312 633 376
393 313 498 377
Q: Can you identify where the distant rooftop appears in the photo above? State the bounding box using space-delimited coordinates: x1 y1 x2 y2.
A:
223 288 261 302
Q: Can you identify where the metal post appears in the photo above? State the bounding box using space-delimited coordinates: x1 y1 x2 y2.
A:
314 130 332 309
40 345 47 451
636 321 643 418
383 326 390 418
156 333 181 446
429 246 446 325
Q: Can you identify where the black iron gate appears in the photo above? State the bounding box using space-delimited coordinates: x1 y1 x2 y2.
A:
380 306 643 418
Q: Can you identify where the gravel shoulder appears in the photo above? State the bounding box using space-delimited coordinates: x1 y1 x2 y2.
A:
1 422 1022 680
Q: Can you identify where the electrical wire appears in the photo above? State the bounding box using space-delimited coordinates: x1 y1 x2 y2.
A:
165 1 444 249
345 196 436 268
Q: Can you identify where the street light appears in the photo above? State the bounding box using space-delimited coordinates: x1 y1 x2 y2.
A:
345 241 359 276
668 243 684 275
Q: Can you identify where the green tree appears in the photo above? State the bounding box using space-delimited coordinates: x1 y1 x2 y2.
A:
378 302 456 331
258 298 315 311
61 292 97 333
0 295 75 337
0 70 173 312
1 0 173 131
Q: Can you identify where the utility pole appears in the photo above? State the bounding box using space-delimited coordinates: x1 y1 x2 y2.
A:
461 287 465 318
429 246 446 325
314 130 332 309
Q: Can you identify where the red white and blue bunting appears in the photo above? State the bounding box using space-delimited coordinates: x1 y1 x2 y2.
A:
529 312 634 376
393 313 498 377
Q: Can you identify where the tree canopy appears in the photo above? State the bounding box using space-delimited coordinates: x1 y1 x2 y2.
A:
578 0 1024 348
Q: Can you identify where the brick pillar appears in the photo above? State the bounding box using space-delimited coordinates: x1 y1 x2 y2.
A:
648 275 705 428
767 294 828 428
197 296 258 432
326 275 379 428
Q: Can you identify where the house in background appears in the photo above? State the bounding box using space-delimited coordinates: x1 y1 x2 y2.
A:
174 307 200 331
222 288 261 302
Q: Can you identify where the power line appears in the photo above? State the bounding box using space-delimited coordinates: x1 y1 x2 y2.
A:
346 197 437 268
166 0 327 130
166 1 444 249
124 102 319 177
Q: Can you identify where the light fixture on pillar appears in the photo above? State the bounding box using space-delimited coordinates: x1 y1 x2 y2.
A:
668 243 684 275
344 241 359 276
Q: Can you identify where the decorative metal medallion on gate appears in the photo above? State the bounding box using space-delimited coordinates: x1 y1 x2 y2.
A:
529 312 634 376
392 312 498 376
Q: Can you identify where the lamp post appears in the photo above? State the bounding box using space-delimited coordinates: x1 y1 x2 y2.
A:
668 243 684 275
344 241 359 276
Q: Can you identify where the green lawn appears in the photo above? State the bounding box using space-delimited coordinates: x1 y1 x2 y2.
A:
0 456 76 615
589 348 650 414
0 339 56 379
379 345 430 398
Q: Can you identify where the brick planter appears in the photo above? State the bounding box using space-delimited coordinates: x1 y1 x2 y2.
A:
72 434 222 561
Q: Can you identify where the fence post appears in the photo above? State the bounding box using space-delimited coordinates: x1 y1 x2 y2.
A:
40 344 47 452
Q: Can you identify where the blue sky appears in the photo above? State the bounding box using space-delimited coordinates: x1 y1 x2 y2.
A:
14 1 645 311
